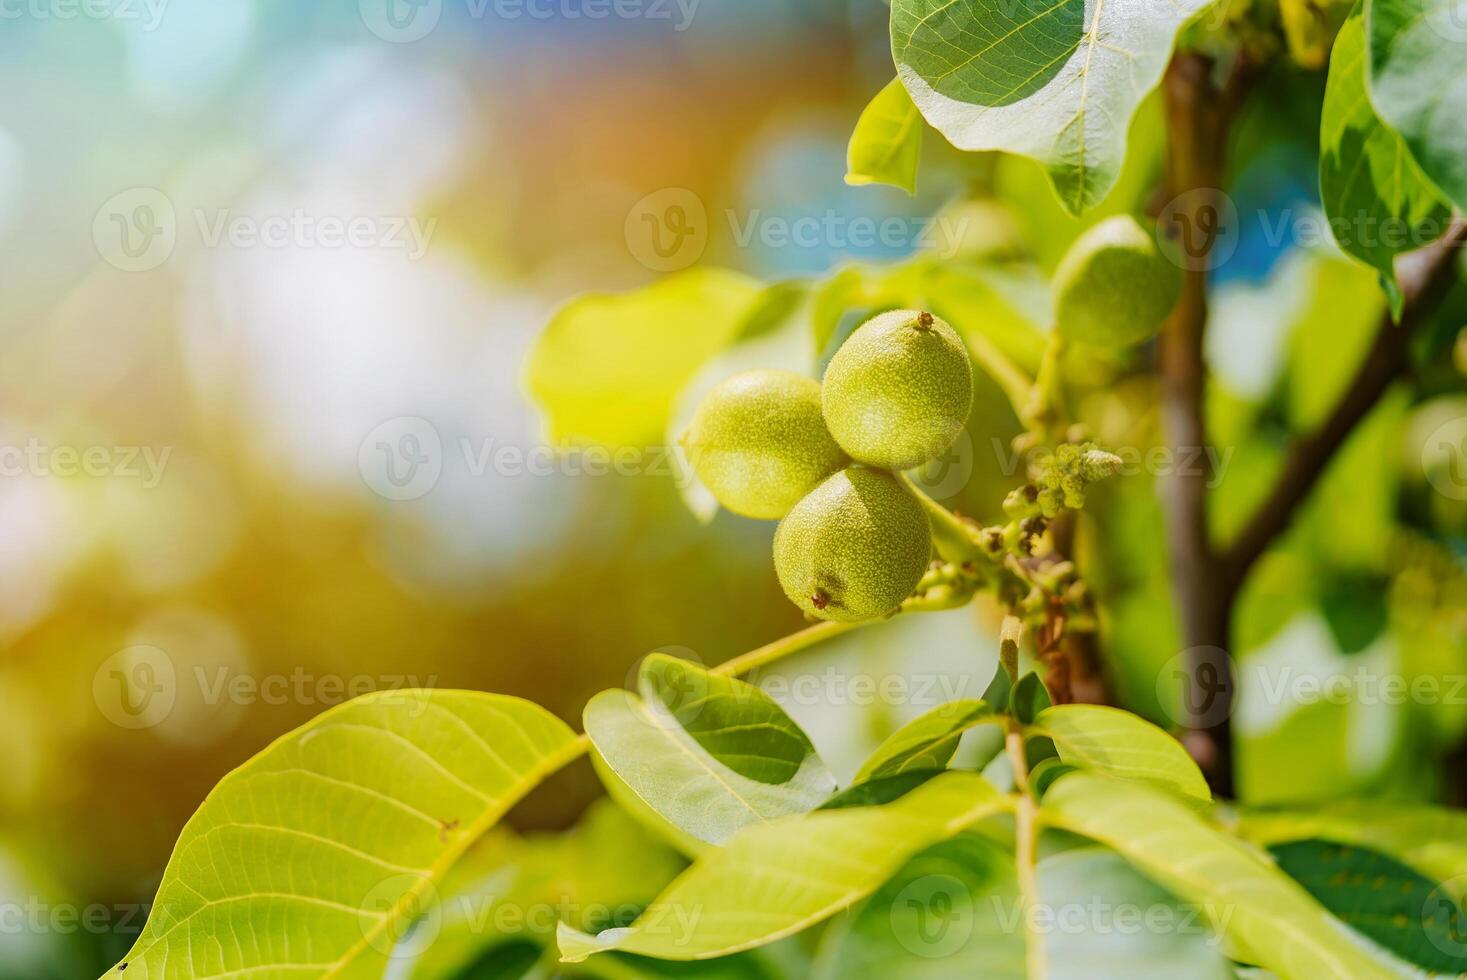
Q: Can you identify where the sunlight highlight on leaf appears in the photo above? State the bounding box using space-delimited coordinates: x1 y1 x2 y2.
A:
891 0 1212 213
103 690 580 979
846 78 924 195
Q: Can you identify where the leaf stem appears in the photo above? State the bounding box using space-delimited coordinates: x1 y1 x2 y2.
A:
712 620 862 678
1005 718 1046 979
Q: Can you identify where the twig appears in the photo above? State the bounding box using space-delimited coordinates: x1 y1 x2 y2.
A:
1220 218 1467 596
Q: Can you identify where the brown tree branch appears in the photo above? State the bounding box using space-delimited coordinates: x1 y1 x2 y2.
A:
1157 52 1256 796
1220 218 1467 599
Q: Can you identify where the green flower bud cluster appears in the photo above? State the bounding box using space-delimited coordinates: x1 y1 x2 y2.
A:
683 310 974 623
953 442 1124 563
1004 442 1124 518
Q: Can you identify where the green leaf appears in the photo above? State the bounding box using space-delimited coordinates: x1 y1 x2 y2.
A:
404 799 688 979
846 77 924 195
572 950 807 979
557 772 1010 962
814 840 1236 979
1026 757 1077 799
729 280 812 345
1039 847 1236 979
921 263 1050 373
1009 671 1051 725
1234 800 1467 894
819 769 947 810
527 268 762 447
1367 0 1467 212
1269 839 1467 973
812 833 1025 978
1320 3 1450 316
981 664 1014 709
890 0 1211 213
853 699 999 781
584 654 836 846
1043 774 1399 979
1031 704 1210 803
104 690 581 979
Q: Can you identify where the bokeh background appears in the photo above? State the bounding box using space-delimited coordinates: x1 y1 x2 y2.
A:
0 1 1463 976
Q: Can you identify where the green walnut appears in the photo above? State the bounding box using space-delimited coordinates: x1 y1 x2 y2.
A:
682 369 847 519
773 467 931 622
1052 215 1181 348
821 309 973 471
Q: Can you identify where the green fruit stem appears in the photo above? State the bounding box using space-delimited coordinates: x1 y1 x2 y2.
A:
477 582 1005 824
898 472 989 565
714 619 861 676
1022 331 1067 438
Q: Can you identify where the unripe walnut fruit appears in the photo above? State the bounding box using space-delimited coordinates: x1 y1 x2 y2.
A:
1053 215 1181 348
773 467 931 622
682 369 847 520
929 197 1027 263
821 310 973 471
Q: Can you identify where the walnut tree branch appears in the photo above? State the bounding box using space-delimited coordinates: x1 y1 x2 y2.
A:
1219 217 1467 599
1157 51 1256 795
